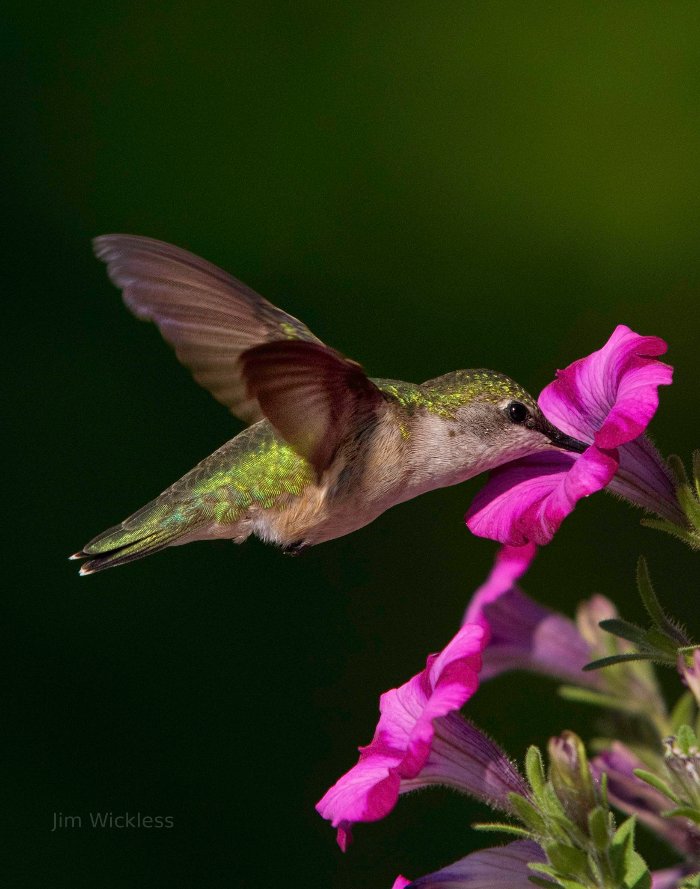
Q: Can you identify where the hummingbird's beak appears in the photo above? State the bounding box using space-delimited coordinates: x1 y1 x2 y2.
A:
544 424 589 454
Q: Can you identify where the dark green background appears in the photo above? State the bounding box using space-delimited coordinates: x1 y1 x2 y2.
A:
6 3 700 886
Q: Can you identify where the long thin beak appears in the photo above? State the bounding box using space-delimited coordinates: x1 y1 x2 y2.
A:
546 428 589 454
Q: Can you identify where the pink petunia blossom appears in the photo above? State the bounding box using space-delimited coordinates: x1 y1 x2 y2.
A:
316 622 527 850
464 545 666 707
465 325 680 547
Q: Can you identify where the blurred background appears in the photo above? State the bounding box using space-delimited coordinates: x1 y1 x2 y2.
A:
5 2 700 886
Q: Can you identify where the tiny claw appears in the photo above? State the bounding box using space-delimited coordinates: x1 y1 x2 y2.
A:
69 551 86 560
79 563 95 576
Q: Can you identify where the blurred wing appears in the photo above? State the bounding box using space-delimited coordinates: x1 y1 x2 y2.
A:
93 234 323 423
239 341 387 478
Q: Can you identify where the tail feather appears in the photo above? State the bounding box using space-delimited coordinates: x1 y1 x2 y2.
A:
78 531 177 575
75 498 207 574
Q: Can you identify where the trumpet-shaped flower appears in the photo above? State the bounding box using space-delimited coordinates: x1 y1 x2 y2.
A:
465 326 679 547
316 622 527 850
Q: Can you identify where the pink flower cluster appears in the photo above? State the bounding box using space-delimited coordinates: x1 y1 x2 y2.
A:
317 326 679 887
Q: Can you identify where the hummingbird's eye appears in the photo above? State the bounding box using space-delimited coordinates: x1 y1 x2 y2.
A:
507 401 530 424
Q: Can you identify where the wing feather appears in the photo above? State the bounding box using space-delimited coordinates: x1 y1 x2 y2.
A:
239 341 387 478
93 234 322 423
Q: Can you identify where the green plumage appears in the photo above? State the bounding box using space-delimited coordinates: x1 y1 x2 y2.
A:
80 422 314 572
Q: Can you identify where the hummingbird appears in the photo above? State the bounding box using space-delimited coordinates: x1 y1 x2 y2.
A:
72 235 586 574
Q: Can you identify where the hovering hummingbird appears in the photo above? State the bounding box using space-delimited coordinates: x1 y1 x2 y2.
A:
72 235 586 574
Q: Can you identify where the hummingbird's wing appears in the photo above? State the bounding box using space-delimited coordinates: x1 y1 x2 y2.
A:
239 340 388 480
93 234 323 424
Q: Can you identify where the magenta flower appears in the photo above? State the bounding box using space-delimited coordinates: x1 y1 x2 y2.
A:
316 622 528 850
463 543 596 686
463 542 537 628
466 325 680 547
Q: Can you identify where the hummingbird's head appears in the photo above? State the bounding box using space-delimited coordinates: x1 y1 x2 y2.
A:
486 396 588 457
416 370 587 478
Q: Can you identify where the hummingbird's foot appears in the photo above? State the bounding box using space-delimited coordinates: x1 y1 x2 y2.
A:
283 540 309 556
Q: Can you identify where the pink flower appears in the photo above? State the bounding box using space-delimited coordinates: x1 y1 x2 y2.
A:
316 622 528 850
463 543 596 686
466 326 680 547
463 542 537 628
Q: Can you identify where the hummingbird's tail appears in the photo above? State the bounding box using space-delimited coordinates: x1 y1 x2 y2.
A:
72 498 208 575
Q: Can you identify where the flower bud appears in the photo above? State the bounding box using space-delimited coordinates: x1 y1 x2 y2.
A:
548 731 597 830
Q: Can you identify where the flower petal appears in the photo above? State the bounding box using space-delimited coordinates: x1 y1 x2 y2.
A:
652 867 690 889
400 840 545 888
465 447 618 546
317 623 490 847
538 325 672 447
478 588 596 686
463 543 536 627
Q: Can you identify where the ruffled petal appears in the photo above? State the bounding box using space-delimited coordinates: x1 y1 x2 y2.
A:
465 447 618 546
316 623 488 847
538 325 672 447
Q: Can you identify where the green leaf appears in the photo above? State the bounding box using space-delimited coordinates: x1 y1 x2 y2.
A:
662 806 700 825
582 653 660 672
544 842 589 876
527 877 562 889
611 814 637 849
472 821 533 838
526 745 547 801
610 816 637 881
599 771 609 809
693 450 700 498
632 769 679 803
678 486 700 528
641 517 700 549
636 557 686 643
671 691 697 733
598 618 649 646
558 686 630 710
528 863 564 879
509 793 547 834
623 851 652 889
588 806 610 850
669 454 690 487
645 627 681 656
